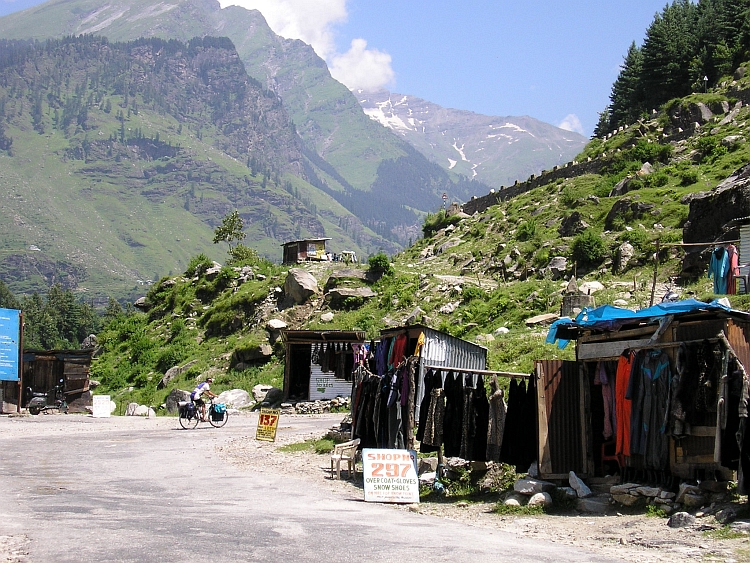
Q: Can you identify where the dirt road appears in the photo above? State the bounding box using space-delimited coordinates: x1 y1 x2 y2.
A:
1 412 748 562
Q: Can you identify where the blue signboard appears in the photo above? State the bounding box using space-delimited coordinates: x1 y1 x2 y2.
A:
0 308 21 381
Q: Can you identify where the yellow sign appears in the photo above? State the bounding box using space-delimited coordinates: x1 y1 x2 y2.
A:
256 408 280 442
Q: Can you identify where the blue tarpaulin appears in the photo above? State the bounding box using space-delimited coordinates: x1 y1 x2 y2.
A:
546 299 739 349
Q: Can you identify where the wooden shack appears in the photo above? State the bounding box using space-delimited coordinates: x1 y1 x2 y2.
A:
539 299 750 482
1 349 95 414
281 238 331 264
281 330 366 401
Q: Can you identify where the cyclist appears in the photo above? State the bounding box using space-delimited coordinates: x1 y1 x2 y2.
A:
191 378 217 422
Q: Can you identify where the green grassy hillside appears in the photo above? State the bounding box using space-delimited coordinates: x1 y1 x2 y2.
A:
85 58 750 410
0 36 391 297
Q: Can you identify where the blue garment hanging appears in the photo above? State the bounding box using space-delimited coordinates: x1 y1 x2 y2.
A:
709 246 730 294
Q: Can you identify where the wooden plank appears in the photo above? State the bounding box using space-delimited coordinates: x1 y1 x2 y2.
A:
580 326 657 343
580 363 593 476
689 426 717 438
534 362 553 477
577 339 654 360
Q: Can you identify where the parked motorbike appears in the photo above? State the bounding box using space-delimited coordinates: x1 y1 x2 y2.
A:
26 379 68 415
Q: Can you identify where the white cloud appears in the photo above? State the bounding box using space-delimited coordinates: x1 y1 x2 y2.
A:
329 39 394 91
218 0 394 91
558 114 584 135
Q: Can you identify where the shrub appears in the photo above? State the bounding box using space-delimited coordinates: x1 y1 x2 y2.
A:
185 254 213 277
462 284 485 302
644 171 669 188
571 229 606 266
618 229 651 253
516 219 538 242
368 252 394 276
629 140 673 164
422 210 461 237
679 169 699 186
533 248 550 268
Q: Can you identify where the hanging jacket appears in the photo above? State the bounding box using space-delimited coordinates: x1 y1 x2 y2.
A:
709 246 730 294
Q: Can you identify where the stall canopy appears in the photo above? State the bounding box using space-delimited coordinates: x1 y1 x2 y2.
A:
546 299 747 348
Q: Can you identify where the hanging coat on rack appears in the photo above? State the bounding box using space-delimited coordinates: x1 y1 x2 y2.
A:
442 371 464 457
486 375 507 462
709 246 730 294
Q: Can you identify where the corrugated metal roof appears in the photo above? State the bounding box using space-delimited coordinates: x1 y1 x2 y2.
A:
280 330 366 344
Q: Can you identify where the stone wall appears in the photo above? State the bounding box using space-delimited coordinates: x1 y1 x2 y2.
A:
462 159 606 215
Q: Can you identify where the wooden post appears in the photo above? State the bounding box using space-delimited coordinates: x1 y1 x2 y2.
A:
649 239 660 307
16 312 23 414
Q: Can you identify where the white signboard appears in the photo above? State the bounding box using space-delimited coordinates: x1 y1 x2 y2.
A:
363 449 419 504
92 395 111 418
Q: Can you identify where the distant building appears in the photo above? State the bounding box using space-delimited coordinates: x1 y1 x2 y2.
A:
281 238 331 264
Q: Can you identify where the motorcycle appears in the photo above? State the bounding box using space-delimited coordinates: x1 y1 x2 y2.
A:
26 379 68 415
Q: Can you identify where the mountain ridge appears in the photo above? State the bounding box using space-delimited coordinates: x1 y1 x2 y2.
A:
357 89 587 188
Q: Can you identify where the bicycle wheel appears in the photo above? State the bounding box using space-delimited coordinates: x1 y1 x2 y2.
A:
179 409 199 429
209 408 228 428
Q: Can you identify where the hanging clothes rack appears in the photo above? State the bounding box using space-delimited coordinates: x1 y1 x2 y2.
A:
423 365 531 379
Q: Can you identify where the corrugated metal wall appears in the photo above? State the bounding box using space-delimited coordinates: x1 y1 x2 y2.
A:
535 359 587 478
309 365 352 400
740 225 750 293
416 328 487 419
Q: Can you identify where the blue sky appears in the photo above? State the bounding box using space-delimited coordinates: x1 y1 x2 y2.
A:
1 0 668 136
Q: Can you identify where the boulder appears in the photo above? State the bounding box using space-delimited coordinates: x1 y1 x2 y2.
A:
722 135 745 149
165 389 192 413
541 256 568 280
252 384 273 402
610 483 639 495
667 512 696 528
635 486 661 498
735 67 747 80
325 287 377 309
615 242 636 273
261 387 284 408
676 482 703 503
134 405 151 416
81 334 98 349
612 493 641 507
133 296 150 311
638 162 654 176
682 163 750 277
514 478 556 495
682 493 705 508
159 359 199 389
320 312 334 323
217 389 253 409
504 492 527 506
605 198 655 230
418 457 438 475
579 281 604 295
527 492 552 508
609 176 640 197
576 495 611 514
558 212 589 237
266 319 287 331
569 471 592 498
284 268 319 304
436 239 461 254
716 507 738 525
232 343 273 368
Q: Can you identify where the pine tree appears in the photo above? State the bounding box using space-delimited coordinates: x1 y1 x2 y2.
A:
640 0 699 111
609 42 645 130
